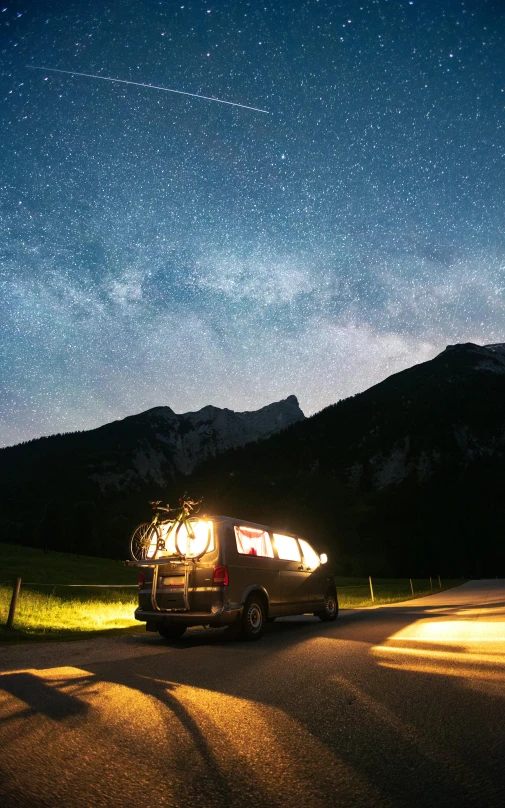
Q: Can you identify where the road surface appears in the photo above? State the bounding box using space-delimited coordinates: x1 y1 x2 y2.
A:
1 580 504 808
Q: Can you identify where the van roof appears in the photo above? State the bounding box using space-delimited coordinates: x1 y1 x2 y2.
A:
201 514 301 540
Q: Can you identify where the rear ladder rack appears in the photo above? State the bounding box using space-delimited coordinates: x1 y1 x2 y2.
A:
126 556 191 612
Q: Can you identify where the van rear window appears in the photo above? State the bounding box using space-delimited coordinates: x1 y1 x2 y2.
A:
158 520 214 557
235 526 274 558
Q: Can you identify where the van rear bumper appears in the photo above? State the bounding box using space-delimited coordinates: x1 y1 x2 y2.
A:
134 606 241 628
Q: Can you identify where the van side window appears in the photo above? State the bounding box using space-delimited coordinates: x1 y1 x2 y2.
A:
299 538 320 569
235 526 274 558
273 533 301 562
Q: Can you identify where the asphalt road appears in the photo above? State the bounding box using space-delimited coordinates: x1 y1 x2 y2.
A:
1 580 504 808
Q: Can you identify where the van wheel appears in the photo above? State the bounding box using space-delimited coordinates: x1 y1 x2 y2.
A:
241 595 266 640
315 591 338 622
157 625 187 640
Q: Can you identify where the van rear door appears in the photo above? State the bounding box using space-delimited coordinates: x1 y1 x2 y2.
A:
155 561 191 610
152 519 216 611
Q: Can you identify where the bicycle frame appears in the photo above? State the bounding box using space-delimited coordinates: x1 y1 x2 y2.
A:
152 510 197 556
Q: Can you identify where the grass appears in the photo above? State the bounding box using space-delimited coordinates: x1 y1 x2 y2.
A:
0 542 140 642
0 542 465 642
0 585 141 641
335 576 464 608
0 542 138 586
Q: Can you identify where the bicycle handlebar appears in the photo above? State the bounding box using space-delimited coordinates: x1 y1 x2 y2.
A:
147 494 203 519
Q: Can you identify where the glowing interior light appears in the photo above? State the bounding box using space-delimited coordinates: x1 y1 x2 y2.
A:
272 533 301 562
299 538 321 569
176 520 214 557
148 527 159 558
235 526 274 558
158 521 177 556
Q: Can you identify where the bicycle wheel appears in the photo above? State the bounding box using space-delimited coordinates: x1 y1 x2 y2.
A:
130 523 159 561
175 518 210 558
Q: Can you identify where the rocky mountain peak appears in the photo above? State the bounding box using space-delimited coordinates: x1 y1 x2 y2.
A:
443 342 505 374
88 395 305 489
0 395 306 503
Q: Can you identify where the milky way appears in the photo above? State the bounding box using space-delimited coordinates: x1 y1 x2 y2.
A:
1 0 504 447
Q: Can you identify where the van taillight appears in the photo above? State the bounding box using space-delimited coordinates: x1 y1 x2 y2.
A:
138 572 144 589
213 565 229 586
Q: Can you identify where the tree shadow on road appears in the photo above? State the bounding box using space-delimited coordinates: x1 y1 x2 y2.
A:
0 671 88 721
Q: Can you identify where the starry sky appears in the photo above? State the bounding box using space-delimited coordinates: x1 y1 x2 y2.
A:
1 0 504 447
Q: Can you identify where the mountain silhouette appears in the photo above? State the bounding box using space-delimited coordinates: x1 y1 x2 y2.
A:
183 343 505 578
1 343 504 577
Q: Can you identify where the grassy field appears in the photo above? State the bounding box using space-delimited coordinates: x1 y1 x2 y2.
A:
335 576 464 608
0 542 138 585
0 543 140 641
0 543 464 641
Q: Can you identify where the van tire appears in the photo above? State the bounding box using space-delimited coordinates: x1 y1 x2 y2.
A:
157 624 187 640
241 594 266 640
315 591 338 622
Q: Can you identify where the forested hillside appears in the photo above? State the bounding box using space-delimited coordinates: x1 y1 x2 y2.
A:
182 343 505 578
2 343 504 577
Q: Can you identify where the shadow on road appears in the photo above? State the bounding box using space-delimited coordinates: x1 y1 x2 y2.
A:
0 671 88 721
1 581 504 807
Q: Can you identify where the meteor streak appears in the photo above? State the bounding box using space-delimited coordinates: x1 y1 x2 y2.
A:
26 65 269 114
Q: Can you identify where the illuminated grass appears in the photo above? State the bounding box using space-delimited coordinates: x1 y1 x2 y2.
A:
0 584 140 641
0 542 140 641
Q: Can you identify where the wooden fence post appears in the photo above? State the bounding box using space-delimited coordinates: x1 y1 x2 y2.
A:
438 575 442 589
369 575 375 603
410 578 414 596
6 577 22 630
430 576 433 591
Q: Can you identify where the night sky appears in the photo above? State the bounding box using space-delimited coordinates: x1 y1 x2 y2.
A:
1 0 504 447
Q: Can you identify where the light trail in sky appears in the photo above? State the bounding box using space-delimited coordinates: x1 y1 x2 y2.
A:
26 65 269 114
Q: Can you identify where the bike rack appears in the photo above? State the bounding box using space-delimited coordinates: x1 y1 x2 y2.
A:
151 564 160 611
183 563 190 611
129 508 206 614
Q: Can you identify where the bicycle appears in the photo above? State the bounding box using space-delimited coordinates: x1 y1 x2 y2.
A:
129 494 206 561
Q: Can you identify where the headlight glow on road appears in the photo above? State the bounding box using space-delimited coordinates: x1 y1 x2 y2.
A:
0 665 381 807
372 617 505 683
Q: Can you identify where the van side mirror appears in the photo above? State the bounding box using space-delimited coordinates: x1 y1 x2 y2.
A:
319 553 328 564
